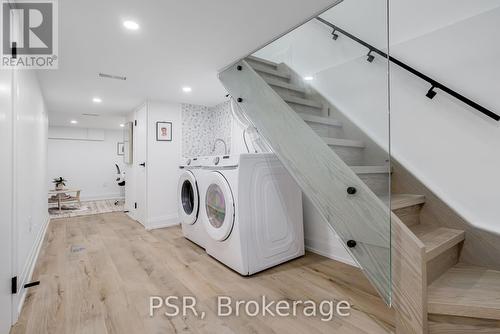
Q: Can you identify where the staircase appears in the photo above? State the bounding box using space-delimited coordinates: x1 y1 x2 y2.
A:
244 55 500 333
246 55 392 196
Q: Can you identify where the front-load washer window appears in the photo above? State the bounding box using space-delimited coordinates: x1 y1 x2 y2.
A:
206 183 226 228
181 180 195 215
177 171 199 225
204 172 234 241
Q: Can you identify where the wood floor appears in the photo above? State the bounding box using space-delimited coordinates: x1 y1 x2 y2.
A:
11 212 395 334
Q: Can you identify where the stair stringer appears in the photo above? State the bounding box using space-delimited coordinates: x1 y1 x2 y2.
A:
219 60 427 334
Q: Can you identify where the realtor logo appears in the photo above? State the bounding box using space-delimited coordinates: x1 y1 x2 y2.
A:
1 0 58 69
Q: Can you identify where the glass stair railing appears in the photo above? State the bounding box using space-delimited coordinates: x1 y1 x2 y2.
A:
218 2 392 305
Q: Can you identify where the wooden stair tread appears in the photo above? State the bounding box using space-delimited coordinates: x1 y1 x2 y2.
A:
265 77 306 94
246 55 279 68
350 166 391 174
391 194 425 210
377 194 425 210
410 225 465 261
299 113 342 127
282 94 323 109
321 137 365 148
249 62 290 79
428 263 500 320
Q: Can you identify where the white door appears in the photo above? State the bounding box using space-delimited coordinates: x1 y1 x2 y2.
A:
0 68 13 332
134 104 148 225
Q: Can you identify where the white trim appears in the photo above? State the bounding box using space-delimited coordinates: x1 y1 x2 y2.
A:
305 238 358 267
15 214 50 318
146 214 179 231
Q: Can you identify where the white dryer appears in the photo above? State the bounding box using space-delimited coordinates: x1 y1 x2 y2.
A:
200 153 304 275
178 157 207 248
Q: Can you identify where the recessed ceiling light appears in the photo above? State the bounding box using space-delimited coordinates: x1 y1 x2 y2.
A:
182 86 192 93
123 20 139 30
120 124 125 128
304 76 314 81
92 97 102 103
70 120 78 124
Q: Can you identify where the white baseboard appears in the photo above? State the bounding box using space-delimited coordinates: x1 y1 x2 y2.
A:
146 214 180 231
15 214 51 318
305 237 358 267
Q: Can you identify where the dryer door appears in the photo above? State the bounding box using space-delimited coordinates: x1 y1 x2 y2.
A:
178 170 199 225
204 171 235 241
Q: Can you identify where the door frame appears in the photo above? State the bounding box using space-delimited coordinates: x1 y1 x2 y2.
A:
132 102 148 226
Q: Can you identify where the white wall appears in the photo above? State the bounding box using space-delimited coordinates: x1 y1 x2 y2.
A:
47 127 125 201
12 71 49 320
255 1 500 261
146 101 182 229
0 67 14 334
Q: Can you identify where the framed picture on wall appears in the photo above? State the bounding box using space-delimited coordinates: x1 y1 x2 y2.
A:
117 142 125 156
156 121 172 141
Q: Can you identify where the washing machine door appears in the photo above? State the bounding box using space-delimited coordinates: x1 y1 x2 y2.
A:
204 172 234 241
178 171 199 225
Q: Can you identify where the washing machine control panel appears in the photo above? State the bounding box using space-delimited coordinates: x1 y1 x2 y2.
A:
201 155 239 169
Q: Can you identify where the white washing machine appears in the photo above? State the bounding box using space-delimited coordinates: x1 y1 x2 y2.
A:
178 157 208 248
200 153 304 275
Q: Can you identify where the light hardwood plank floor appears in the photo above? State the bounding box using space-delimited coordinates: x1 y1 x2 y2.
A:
11 212 395 334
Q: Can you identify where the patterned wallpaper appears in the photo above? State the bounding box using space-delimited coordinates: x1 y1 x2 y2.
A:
181 101 232 158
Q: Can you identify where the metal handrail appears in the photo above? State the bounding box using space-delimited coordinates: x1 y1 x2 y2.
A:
316 17 500 122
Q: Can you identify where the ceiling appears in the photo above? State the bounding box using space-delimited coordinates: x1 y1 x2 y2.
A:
40 0 338 127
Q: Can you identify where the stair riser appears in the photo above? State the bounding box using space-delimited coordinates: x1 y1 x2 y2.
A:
427 244 461 285
329 146 364 165
308 122 344 138
271 85 306 99
246 58 277 72
256 71 290 84
393 205 422 227
289 103 325 116
357 173 390 196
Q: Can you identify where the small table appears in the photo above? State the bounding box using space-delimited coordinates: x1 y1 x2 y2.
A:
48 189 81 213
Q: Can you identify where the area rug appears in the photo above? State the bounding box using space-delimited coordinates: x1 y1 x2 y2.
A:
49 199 124 219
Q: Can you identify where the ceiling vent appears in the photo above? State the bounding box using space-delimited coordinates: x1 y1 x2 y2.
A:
82 113 100 117
99 73 127 81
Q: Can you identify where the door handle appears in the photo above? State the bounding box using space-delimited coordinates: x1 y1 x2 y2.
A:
139 162 146 167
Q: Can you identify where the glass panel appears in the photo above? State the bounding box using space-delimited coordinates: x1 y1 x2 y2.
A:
220 0 391 303
181 180 194 215
206 184 226 228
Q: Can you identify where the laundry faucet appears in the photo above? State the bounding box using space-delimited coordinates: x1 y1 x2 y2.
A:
212 138 228 155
